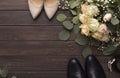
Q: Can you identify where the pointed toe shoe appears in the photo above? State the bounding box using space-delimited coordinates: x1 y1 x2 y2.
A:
28 0 43 19
44 0 59 19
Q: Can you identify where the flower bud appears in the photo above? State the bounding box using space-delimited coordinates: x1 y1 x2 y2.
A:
103 13 112 22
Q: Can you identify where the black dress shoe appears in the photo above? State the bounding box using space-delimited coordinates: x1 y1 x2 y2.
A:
85 55 106 78
67 58 86 78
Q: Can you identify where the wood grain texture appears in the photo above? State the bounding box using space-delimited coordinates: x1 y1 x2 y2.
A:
0 0 119 78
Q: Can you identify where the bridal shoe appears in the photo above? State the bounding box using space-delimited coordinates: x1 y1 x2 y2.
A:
28 0 43 19
68 58 87 78
44 0 59 19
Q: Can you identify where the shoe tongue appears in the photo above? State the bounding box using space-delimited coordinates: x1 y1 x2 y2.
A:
31 0 43 7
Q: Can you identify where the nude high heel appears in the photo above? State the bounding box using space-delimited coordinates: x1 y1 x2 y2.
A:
44 0 59 19
28 0 44 19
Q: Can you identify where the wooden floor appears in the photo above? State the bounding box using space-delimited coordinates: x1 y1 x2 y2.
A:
0 0 120 78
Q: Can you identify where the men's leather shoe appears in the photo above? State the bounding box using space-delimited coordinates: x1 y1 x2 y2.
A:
67 58 86 78
85 55 106 78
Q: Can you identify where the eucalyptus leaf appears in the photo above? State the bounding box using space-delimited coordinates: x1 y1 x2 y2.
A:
63 21 74 30
72 16 79 24
75 34 89 45
82 47 92 58
91 38 102 47
73 23 80 34
70 10 77 15
0 67 8 78
69 0 80 9
111 17 119 25
103 45 117 55
56 14 67 22
59 30 70 40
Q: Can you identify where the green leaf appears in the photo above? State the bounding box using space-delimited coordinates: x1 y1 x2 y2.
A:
116 0 120 5
70 10 77 15
75 34 89 45
63 21 74 30
69 0 80 9
72 16 79 24
103 45 117 55
56 14 67 22
82 47 92 58
91 38 102 47
111 17 119 25
59 30 70 40
73 23 80 34
0 67 8 78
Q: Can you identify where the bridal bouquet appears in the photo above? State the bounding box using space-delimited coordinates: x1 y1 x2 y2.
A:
57 0 120 56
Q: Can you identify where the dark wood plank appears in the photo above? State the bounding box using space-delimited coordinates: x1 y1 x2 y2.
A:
0 56 115 71
0 26 62 40
0 41 112 56
7 71 120 78
0 41 119 56
0 0 27 10
0 56 119 78
0 11 71 26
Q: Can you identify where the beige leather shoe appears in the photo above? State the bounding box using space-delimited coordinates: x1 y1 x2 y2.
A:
44 0 59 19
28 0 44 19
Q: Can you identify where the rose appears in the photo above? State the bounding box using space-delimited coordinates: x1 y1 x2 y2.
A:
98 24 109 34
80 24 90 36
81 4 88 14
103 13 112 22
88 18 99 32
87 4 99 16
92 32 110 42
79 14 88 24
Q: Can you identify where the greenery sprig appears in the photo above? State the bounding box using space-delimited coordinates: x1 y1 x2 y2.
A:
0 67 16 78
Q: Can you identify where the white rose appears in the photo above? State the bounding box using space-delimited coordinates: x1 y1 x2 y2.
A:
103 13 112 22
98 24 109 34
88 18 99 32
79 14 88 23
87 4 99 16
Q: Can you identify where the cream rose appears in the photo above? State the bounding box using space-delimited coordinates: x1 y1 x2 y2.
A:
88 18 99 32
80 24 90 36
92 32 110 42
87 4 99 16
81 4 88 14
79 14 88 24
